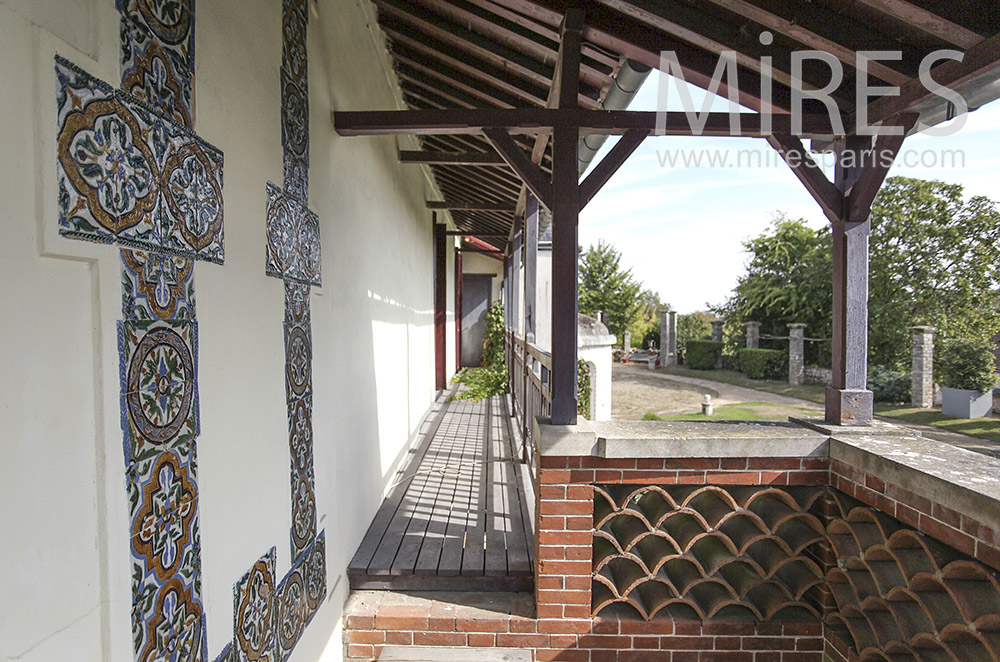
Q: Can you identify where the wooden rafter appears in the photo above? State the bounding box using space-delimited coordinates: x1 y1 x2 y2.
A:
427 200 517 211
698 0 910 86
400 150 506 164
849 0 983 49
855 33 1000 129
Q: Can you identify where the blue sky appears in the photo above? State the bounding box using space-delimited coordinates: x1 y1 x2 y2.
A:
579 74 1000 314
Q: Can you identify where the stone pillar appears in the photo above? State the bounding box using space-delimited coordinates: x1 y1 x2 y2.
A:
711 320 724 368
666 311 678 366
910 326 935 408
623 330 631 355
788 323 806 386
746 321 761 349
660 311 669 366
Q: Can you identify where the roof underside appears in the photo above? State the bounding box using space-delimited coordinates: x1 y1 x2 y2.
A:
369 0 1000 250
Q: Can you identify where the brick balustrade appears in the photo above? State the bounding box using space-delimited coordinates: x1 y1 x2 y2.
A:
345 419 1000 662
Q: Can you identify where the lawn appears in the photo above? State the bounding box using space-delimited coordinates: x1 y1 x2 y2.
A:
661 364 1000 443
661 365 827 404
641 401 813 422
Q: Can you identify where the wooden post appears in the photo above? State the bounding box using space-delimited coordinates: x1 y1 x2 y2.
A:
550 8 583 426
827 136 874 425
455 247 462 371
524 195 539 343
434 218 447 390
511 217 523 339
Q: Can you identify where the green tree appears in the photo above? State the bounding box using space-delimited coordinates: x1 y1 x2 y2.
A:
713 213 832 362
629 289 665 349
579 240 643 340
715 178 1000 369
868 177 1000 367
677 312 715 353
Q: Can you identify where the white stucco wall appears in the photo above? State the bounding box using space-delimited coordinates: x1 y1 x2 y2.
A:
0 1 453 661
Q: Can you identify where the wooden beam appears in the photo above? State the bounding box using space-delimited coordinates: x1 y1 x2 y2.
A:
579 128 648 210
766 133 842 224
698 0 911 86
846 114 918 222
400 150 505 165
483 127 553 210
857 33 1000 129
427 200 516 211
849 0 983 49
333 108 847 137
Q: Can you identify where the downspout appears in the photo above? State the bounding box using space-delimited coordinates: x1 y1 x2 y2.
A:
538 59 651 236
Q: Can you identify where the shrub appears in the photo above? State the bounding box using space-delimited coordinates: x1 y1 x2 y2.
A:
935 337 998 393
738 348 786 380
868 366 911 404
686 340 723 370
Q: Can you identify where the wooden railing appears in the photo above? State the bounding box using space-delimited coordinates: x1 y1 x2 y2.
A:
506 329 551 491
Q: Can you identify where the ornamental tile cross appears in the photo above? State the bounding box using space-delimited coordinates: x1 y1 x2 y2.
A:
56 57 224 263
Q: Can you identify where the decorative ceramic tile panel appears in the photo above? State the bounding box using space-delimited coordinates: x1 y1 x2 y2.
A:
122 248 196 321
265 183 321 286
284 281 310 325
128 443 206 662
234 548 278 662
56 57 224 263
274 531 325 661
119 319 200 464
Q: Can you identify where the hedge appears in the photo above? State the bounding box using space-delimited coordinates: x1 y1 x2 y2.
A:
738 348 786 380
935 337 998 393
686 340 722 370
868 366 911 403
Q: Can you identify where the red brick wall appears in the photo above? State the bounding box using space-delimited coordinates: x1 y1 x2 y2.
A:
344 602 825 662
830 459 1000 571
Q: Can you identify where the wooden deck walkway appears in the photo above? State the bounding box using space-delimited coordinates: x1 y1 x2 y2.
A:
348 392 534 591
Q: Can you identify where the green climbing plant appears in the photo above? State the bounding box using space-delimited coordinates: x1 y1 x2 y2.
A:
453 300 509 401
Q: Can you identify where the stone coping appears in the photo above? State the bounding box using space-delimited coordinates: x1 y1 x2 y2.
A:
829 431 1000 535
533 415 1000 534
534 417 828 458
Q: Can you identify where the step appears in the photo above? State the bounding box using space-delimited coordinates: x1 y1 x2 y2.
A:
378 647 531 662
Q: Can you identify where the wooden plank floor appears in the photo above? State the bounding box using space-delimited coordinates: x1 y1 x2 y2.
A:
348 391 534 591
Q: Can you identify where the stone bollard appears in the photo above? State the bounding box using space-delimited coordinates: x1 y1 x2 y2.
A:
701 394 714 416
788 323 806 386
745 321 761 349
910 326 936 408
711 320 724 368
623 330 631 356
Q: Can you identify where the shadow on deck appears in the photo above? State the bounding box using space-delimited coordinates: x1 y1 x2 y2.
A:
348 390 535 592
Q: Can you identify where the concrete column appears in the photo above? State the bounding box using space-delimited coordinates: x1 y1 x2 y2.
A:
910 326 936 408
746 321 761 349
711 320 724 368
623 330 631 355
667 311 678 366
788 323 806 386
